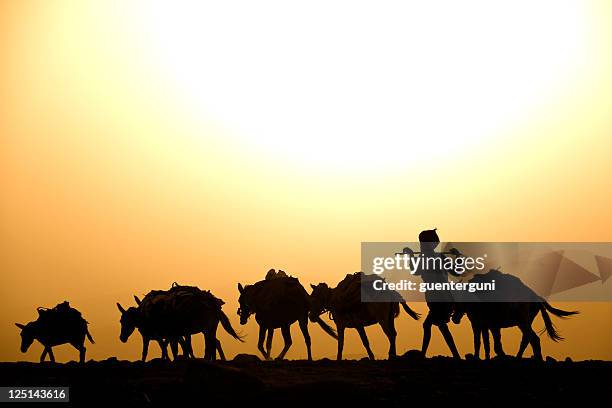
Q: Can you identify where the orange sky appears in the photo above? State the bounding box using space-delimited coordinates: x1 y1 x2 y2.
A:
1 0 611 362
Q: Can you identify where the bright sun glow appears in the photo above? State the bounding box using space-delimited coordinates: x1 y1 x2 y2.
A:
135 0 587 172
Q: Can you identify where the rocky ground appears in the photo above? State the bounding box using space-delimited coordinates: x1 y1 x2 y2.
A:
0 353 609 406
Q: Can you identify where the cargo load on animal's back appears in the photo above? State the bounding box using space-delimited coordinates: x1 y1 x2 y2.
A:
329 273 363 312
247 275 308 315
330 272 402 310
15 301 94 363
265 268 288 280
137 283 225 325
167 282 225 314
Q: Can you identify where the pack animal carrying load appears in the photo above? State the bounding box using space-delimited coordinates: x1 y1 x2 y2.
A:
119 282 242 361
36 301 89 332
15 301 94 363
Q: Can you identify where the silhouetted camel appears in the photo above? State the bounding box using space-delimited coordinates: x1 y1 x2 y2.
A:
309 273 420 360
15 302 94 363
117 284 242 361
452 270 578 360
237 276 337 360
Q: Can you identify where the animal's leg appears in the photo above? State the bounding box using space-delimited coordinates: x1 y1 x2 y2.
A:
176 337 186 358
156 339 168 360
265 328 274 358
185 335 194 358
421 315 433 356
47 347 55 363
298 317 312 361
483 329 491 360
472 324 481 359
216 339 226 361
178 336 191 359
205 324 219 361
492 329 506 357
210 324 219 361
71 341 86 363
438 323 460 359
202 334 210 360
517 333 529 359
141 337 150 362
276 325 293 361
356 326 375 360
40 348 48 363
336 324 346 361
170 339 179 360
379 318 397 359
203 334 213 361
520 323 542 361
257 326 269 360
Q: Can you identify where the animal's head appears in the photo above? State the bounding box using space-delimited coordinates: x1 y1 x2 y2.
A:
15 322 35 353
308 283 332 322
116 301 141 343
237 283 254 325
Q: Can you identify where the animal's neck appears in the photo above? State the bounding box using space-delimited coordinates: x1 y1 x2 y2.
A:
324 288 334 308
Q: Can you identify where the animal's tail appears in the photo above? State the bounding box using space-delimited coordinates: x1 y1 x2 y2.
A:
312 316 338 339
539 302 578 342
86 328 95 344
400 302 421 320
218 310 245 342
543 302 579 318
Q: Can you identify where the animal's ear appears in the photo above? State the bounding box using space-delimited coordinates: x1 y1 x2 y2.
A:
133 295 141 306
116 302 126 314
238 283 244 293
310 284 316 290
15 323 25 330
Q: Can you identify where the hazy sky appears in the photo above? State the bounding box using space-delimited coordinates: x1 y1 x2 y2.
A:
1 0 611 362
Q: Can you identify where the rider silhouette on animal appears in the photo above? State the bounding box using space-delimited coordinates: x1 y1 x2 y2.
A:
414 228 461 359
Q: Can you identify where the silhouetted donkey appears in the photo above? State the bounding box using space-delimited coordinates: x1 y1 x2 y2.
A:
452 269 578 360
309 273 420 360
15 301 94 363
237 273 337 360
118 284 242 361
